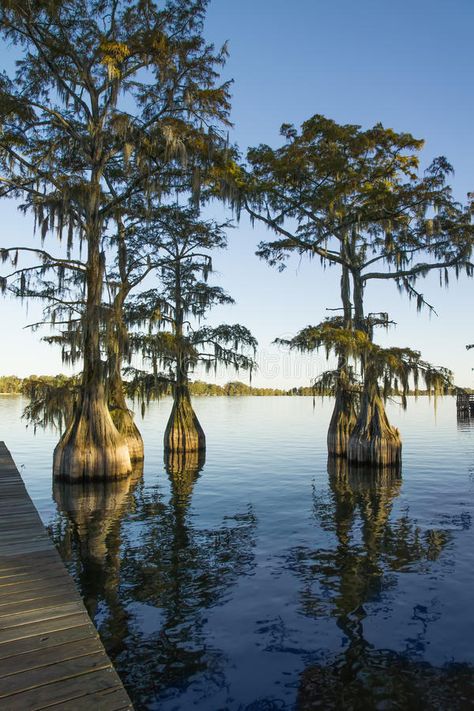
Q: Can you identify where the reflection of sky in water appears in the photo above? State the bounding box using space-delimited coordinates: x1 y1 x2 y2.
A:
1 395 474 709
127 601 165 636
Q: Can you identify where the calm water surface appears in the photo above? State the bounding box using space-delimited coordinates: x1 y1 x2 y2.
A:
1 395 474 709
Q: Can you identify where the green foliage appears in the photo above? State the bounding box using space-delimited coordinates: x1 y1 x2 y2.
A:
126 205 257 405
280 319 452 408
0 375 22 393
243 114 473 318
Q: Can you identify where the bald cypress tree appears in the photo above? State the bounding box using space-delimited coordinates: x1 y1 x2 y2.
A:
126 205 257 453
243 115 473 463
0 0 231 480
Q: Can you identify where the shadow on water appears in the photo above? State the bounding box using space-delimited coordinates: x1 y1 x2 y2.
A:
49 453 257 710
294 457 474 710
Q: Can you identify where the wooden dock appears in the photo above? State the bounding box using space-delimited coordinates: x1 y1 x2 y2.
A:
456 391 474 417
0 442 133 710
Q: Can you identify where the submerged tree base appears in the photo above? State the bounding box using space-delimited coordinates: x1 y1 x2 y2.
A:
165 449 206 509
327 454 402 496
164 388 206 453
53 392 132 482
347 390 401 468
165 448 206 478
327 388 358 457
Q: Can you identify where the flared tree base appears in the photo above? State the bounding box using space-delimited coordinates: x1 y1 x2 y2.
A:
347 390 401 468
327 389 358 457
164 391 206 453
110 407 144 462
53 398 132 482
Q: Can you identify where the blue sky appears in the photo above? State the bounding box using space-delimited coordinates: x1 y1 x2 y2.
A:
1 0 474 387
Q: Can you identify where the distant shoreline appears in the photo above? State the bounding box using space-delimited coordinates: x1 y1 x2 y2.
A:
0 375 458 399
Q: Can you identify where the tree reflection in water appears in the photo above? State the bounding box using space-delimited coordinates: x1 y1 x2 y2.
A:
52 463 144 660
295 458 474 710
50 453 257 709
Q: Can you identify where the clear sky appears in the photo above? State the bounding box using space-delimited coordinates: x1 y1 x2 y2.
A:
1 0 474 387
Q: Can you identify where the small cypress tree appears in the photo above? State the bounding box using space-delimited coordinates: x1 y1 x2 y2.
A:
127 205 257 453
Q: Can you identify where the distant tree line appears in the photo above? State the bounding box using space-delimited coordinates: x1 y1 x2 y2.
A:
0 374 315 398
0 375 457 400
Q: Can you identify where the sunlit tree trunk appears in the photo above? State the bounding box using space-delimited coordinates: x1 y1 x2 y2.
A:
328 255 357 456
327 369 358 457
109 355 144 463
54 183 131 480
348 376 401 467
108 256 144 462
164 365 206 453
346 272 401 467
164 259 205 453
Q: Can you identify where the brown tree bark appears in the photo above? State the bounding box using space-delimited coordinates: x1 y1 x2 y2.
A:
328 257 357 456
109 366 144 463
164 257 205 454
164 382 206 453
347 381 401 467
327 375 358 457
347 271 401 468
54 223 131 480
107 222 144 462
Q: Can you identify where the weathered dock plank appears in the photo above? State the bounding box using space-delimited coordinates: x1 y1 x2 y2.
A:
0 442 133 710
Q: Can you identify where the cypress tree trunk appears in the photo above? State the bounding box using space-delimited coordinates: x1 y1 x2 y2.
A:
328 364 358 457
348 381 401 467
164 257 205 454
54 232 131 481
107 223 144 463
108 356 144 463
164 381 206 453
328 258 357 456
348 270 401 468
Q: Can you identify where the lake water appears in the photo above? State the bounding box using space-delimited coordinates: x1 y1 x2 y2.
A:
1 395 474 710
